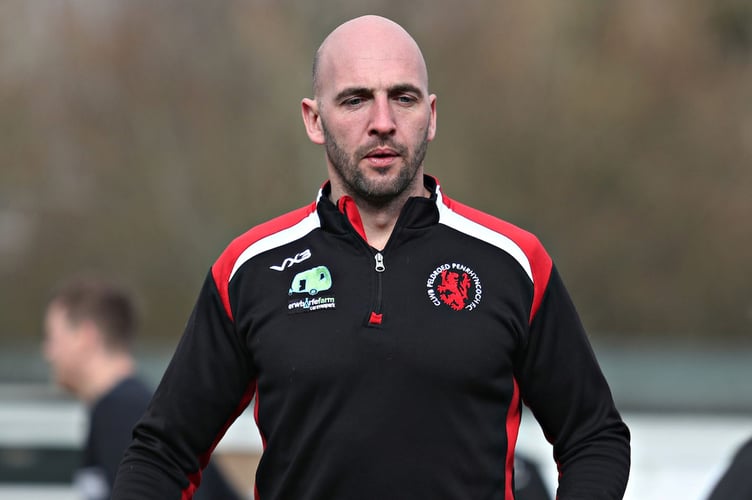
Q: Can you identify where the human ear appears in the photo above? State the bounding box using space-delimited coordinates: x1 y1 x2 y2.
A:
427 93 437 142
301 98 325 145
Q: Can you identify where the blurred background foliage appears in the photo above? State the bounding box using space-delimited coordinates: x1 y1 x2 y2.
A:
1 0 750 357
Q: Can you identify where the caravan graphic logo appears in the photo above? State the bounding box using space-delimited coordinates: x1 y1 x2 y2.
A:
288 266 336 313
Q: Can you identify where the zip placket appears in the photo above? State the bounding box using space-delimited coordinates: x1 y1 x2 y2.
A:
368 251 386 326
336 195 388 327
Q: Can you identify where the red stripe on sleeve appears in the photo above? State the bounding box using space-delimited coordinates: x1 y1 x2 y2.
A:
440 194 553 323
211 202 317 321
505 379 522 499
181 381 258 499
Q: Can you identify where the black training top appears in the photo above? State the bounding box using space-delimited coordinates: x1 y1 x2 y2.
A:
113 176 630 499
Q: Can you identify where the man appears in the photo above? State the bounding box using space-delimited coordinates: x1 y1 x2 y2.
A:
42 277 243 500
112 15 630 499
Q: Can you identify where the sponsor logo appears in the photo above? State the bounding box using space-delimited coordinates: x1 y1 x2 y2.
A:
288 266 332 295
426 263 482 311
270 249 312 271
288 296 336 313
288 265 336 313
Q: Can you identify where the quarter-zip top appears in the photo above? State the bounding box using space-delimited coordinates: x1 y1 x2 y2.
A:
116 175 631 500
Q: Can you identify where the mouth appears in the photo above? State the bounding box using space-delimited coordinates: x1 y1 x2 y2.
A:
364 148 400 167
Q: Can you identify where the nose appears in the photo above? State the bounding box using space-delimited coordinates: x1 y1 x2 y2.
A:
368 95 396 138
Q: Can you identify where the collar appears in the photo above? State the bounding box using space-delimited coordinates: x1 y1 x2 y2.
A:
316 175 441 239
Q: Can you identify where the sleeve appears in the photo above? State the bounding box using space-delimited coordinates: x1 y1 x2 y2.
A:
111 271 257 500
514 265 631 499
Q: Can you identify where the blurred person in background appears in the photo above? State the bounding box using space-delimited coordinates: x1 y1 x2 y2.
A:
706 436 752 499
112 15 630 499
42 276 244 500
514 453 552 500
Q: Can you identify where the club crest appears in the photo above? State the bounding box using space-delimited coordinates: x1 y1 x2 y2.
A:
426 263 482 311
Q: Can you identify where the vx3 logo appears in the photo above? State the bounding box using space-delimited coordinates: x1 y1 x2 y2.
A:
270 249 312 271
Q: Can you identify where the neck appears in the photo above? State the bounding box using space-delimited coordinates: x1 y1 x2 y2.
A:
329 174 429 251
356 202 405 251
77 352 135 405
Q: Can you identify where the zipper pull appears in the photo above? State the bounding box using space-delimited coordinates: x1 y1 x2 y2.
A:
374 252 385 272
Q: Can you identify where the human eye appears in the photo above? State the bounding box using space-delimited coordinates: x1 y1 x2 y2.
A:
339 91 370 108
343 96 365 107
392 90 420 106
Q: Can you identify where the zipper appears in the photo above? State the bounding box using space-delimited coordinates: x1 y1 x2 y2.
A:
374 252 385 272
368 252 386 326
338 197 388 326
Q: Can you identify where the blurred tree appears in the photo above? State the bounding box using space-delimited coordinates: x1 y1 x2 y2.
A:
0 0 750 356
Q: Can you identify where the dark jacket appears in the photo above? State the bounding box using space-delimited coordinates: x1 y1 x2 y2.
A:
113 176 630 499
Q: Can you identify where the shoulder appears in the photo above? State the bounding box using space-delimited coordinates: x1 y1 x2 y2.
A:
436 188 555 322
211 201 319 288
208 202 319 320
90 377 151 428
436 189 552 285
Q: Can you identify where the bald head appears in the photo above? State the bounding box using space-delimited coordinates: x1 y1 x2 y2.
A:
300 14 437 213
312 16 429 98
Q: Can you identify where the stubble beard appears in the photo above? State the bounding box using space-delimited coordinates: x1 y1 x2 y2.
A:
322 121 430 207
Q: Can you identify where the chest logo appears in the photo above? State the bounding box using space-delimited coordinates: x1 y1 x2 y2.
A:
426 263 482 311
288 266 336 313
270 249 312 271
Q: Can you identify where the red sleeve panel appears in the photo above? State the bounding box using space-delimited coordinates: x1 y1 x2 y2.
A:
113 202 317 500
211 201 319 321
437 183 630 499
437 191 553 323
113 274 257 499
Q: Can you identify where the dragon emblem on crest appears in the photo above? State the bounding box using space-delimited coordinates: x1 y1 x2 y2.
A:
437 270 472 310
